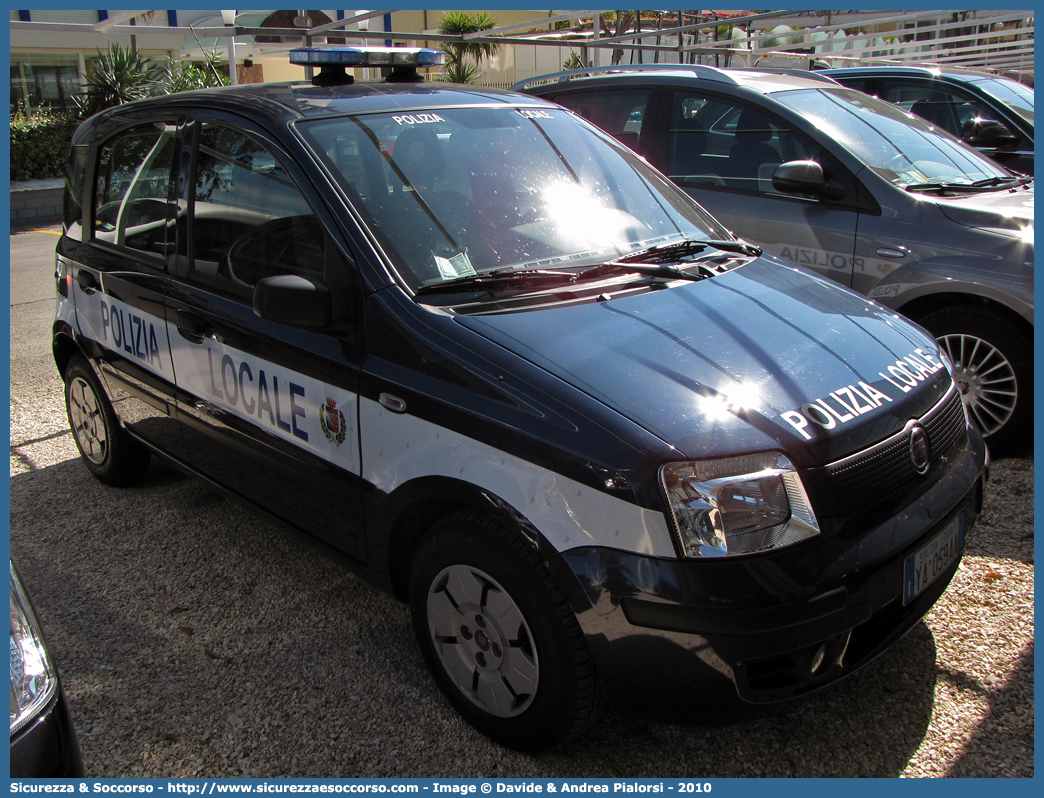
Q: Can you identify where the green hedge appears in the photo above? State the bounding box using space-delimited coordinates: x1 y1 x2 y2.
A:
10 110 80 182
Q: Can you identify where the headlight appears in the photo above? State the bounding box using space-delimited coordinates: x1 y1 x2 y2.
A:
659 452 820 558
10 562 58 736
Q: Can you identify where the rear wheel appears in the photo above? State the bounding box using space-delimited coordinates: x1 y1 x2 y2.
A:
64 356 150 486
409 510 600 751
917 305 1032 451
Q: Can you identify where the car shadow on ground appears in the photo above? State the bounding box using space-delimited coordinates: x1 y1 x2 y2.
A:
9 454 964 778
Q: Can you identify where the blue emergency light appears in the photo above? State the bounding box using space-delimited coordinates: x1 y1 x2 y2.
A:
290 46 445 86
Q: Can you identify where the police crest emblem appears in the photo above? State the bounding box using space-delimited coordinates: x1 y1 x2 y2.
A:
319 398 346 445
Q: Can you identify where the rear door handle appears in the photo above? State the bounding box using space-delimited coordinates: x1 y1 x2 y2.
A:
76 269 99 294
175 309 210 344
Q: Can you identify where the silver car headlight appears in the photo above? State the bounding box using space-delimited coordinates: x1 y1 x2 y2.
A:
10 562 58 736
659 452 820 558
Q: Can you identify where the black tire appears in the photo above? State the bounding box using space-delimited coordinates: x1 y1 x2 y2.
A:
917 305 1032 452
409 510 601 751
64 356 151 486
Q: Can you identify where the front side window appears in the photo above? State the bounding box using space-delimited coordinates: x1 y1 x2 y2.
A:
298 107 729 290
189 124 324 291
667 93 820 194
93 122 175 260
881 80 1003 140
771 87 1010 187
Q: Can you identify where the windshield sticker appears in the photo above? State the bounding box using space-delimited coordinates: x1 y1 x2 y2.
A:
781 349 945 440
517 109 553 120
392 113 445 126
434 252 477 280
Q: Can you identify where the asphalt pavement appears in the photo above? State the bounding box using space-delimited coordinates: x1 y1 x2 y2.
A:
8 226 1034 778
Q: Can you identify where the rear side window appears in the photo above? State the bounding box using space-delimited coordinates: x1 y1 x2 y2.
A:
188 124 324 292
64 144 87 241
549 89 652 149
92 122 176 260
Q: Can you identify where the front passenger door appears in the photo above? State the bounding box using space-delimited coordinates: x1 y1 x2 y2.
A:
661 90 861 286
167 117 367 559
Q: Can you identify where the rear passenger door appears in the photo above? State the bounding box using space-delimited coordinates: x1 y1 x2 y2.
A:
66 118 186 457
547 87 655 153
166 114 368 559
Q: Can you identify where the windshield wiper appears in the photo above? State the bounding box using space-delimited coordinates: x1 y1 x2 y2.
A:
413 268 578 296
905 175 1032 193
970 175 1032 188
575 261 713 284
616 238 762 263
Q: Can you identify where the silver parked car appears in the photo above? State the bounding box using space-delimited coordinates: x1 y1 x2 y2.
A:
821 65 1033 176
518 65 1033 449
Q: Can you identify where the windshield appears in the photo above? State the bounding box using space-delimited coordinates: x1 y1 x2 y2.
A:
970 76 1034 124
297 107 730 290
772 87 1011 188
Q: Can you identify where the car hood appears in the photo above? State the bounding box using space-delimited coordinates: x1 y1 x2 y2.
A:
456 258 953 466
934 185 1034 237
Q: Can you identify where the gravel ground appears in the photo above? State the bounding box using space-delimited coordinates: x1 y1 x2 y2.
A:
9 229 1034 778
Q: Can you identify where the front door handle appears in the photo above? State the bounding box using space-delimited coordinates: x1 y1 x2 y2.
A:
875 246 910 259
175 309 209 344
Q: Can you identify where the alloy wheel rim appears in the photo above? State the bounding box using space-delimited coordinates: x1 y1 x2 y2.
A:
426 564 539 717
936 332 1017 437
68 376 109 464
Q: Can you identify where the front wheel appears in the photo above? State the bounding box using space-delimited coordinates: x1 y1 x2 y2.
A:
917 305 1032 452
64 356 150 486
409 510 600 751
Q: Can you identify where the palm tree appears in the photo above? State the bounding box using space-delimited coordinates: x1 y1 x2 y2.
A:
437 11 501 83
77 43 164 117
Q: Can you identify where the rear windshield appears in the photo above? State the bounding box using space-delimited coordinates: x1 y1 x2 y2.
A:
297 107 730 290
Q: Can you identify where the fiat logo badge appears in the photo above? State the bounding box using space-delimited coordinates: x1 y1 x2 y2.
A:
909 424 930 475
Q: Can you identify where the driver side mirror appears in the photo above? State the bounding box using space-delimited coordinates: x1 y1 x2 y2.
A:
253 274 332 328
771 160 847 202
961 118 1019 148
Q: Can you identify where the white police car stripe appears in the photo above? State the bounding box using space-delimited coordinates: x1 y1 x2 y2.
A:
70 271 672 557
166 325 361 475
360 397 676 557
73 281 172 377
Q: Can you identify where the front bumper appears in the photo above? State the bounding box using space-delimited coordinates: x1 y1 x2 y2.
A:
548 426 987 721
10 684 85 778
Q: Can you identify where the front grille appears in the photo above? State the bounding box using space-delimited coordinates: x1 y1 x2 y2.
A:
823 387 967 511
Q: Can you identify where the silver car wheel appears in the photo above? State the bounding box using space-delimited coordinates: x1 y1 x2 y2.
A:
426 564 539 718
67 375 109 465
937 332 1017 437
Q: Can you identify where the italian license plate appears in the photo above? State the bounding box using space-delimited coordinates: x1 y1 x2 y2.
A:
903 513 966 605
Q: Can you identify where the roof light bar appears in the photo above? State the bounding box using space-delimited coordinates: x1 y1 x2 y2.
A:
291 46 445 86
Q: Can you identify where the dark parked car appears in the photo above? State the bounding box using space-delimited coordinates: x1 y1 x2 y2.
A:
55 47 987 750
821 65 1034 175
10 561 85 777
517 64 1033 450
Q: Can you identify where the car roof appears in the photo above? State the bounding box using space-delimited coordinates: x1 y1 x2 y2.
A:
821 65 1006 82
514 64 841 95
72 79 556 143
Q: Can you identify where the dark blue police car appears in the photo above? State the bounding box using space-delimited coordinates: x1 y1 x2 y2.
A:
54 47 988 750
